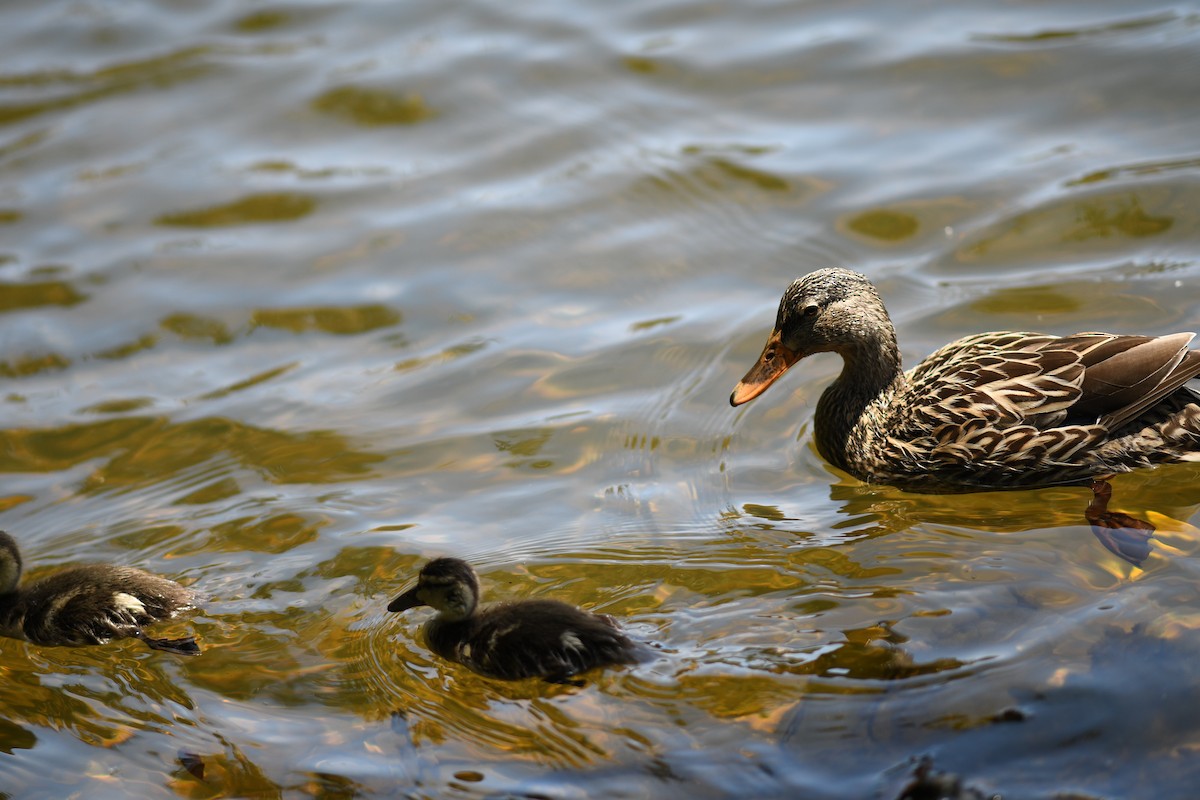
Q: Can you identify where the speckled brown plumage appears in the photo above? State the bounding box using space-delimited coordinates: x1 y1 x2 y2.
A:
731 268 1200 491
0 530 201 655
388 557 642 682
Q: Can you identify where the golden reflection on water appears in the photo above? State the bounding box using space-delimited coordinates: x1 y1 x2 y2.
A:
156 194 317 228
958 187 1191 264
0 300 402 379
0 416 382 489
311 86 436 127
0 47 215 127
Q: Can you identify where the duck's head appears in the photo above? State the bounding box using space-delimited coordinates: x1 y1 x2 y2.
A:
388 557 480 622
730 268 892 406
0 531 22 594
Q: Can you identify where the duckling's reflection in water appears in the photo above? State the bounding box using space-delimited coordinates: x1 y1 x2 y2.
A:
0 530 200 655
388 557 647 684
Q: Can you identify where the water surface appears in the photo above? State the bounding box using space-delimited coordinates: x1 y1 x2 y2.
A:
2 0 1200 797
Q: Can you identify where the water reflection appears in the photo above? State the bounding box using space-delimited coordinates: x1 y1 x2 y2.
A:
973 10 1181 43
170 737 282 798
957 187 1185 264
311 86 436 127
0 642 198 747
0 46 215 127
0 300 403 381
156 194 317 227
0 715 36 753
1067 155 1200 186
0 416 383 488
3 0 1200 795
0 279 86 313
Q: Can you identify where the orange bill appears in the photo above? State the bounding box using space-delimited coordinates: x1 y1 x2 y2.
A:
730 330 799 406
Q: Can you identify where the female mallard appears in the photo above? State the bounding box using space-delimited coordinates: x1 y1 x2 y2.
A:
730 269 1200 560
0 531 201 655
388 557 642 682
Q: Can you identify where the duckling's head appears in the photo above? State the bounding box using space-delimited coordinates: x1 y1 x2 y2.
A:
0 531 22 594
730 268 895 406
388 557 480 622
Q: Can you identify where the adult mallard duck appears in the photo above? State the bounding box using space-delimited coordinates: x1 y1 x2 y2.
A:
0 530 201 655
388 557 643 683
730 268 1200 561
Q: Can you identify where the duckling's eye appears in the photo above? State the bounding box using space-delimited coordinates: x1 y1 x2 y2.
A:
802 303 820 317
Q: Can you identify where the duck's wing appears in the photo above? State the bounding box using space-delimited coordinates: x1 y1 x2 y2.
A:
904 331 1200 433
1053 332 1200 430
909 331 1057 384
900 332 1085 432
871 336 1088 484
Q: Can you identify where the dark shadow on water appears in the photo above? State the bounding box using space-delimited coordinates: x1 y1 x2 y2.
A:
0 716 36 753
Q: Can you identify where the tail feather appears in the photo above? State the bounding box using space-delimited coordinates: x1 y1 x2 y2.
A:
1090 401 1200 468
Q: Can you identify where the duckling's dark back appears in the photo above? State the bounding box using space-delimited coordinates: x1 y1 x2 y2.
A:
0 530 199 652
11 565 199 647
427 598 641 682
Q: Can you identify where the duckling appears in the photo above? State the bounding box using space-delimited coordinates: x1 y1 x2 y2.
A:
388 557 642 683
0 530 201 655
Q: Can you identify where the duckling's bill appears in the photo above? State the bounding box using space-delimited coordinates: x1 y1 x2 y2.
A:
730 330 799 407
388 586 425 613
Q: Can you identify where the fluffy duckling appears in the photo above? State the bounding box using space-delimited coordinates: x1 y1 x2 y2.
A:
0 530 201 655
388 557 642 682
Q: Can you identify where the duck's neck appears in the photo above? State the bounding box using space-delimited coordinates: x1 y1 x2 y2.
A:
814 331 906 475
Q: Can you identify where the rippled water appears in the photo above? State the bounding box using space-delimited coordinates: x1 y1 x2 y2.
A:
2 0 1200 797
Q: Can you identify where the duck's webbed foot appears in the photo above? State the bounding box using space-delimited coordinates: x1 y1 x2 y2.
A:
140 632 202 655
1085 479 1155 566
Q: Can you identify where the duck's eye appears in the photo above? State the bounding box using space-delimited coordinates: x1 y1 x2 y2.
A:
803 304 819 317
764 348 776 362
